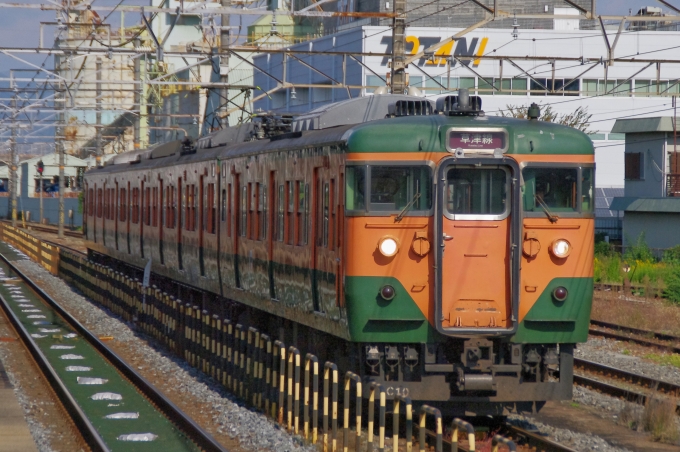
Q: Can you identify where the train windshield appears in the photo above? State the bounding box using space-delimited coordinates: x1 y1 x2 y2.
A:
345 164 433 214
522 166 594 214
445 167 508 217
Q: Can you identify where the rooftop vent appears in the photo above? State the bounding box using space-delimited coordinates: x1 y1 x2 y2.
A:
435 89 483 116
388 100 435 117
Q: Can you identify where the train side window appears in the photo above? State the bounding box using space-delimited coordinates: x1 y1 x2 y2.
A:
259 183 267 240
240 185 247 237
88 188 94 217
227 184 232 237
97 189 103 218
329 179 335 251
152 187 158 227
144 187 149 226
581 167 594 213
132 188 139 224
207 183 215 234
221 189 227 223
119 188 126 222
250 183 256 239
287 181 294 245
304 184 309 245
277 184 284 242
193 184 198 231
323 182 329 248
297 181 305 245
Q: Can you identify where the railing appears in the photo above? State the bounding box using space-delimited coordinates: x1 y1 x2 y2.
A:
667 173 680 197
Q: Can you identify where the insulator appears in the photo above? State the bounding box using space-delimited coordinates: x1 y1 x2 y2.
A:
134 46 153 53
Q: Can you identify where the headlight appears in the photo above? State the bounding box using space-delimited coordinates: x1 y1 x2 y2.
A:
550 239 571 258
378 236 399 257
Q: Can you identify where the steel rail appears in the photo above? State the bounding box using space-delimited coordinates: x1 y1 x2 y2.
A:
588 321 680 355
0 273 110 452
420 421 576 452
575 357 680 397
0 252 228 452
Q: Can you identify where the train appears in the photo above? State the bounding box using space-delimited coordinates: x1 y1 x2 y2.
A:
84 90 594 416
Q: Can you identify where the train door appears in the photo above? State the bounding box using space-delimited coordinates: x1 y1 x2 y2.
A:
115 182 119 250
436 158 520 334
177 177 183 271
126 182 131 254
102 182 106 246
268 171 276 299
199 175 205 276
140 180 145 258
233 173 241 288
311 168 324 312
159 179 164 265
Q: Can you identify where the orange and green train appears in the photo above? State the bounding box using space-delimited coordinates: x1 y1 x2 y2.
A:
84 91 594 415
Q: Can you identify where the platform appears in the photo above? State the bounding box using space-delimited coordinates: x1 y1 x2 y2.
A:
0 357 37 452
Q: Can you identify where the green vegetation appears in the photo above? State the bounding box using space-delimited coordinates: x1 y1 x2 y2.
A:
594 234 680 302
643 353 680 368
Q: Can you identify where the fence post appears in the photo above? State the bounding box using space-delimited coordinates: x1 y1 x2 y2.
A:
304 353 319 443
491 434 516 452
343 371 362 452
323 362 338 452
287 346 301 433
273 340 286 424
248 327 260 406
451 418 475 452
392 395 412 452
418 405 442 452
367 382 385 452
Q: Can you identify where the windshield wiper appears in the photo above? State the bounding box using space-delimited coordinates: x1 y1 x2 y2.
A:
395 192 421 222
535 195 559 223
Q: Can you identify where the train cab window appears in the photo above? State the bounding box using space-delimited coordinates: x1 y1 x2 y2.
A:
445 168 508 216
323 183 329 247
88 188 94 216
287 181 294 245
345 165 433 214
522 167 593 215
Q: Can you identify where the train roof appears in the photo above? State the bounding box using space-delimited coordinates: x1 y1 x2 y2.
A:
87 94 592 176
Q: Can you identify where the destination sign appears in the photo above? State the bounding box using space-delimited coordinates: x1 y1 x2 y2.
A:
449 131 505 150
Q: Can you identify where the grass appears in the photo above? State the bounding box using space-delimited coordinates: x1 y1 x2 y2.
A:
643 353 680 369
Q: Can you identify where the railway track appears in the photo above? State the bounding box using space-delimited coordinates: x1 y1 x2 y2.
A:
0 219 83 239
589 319 680 354
0 242 225 452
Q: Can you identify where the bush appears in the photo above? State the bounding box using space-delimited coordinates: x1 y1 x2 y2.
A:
663 245 680 265
624 233 655 263
642 397 679 443
664 266 680 303
595 240 616 257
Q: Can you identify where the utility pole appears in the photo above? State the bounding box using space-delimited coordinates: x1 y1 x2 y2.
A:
134 39 141 149
390 0 406 94
10 92 17 228
96 57 102 165
57 83 65 238
220 0 230 127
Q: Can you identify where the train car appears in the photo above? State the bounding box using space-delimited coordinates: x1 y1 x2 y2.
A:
84 90 594 415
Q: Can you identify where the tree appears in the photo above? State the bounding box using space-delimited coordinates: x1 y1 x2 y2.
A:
499 104 592 133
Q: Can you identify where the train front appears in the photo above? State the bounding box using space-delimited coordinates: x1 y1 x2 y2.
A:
343 97 594 415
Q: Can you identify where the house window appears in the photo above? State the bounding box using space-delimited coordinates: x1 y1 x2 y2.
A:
625 152 644 180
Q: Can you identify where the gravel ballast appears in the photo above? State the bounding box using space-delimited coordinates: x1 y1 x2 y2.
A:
13 256 314 452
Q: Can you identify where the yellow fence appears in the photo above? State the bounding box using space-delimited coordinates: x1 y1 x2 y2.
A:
0 224 60 275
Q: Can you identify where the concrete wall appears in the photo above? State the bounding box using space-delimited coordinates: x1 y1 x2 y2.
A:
623 132 667 198
0 197 83 228
623 211 680 249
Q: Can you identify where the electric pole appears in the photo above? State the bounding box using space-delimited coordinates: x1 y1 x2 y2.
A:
134 39 141 149
390 0 406 94
10 92 17 228
57 83 65 238
220 0 230 127
96 57 102 165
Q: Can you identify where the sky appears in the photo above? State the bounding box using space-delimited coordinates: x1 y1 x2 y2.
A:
0 0 674 140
